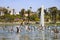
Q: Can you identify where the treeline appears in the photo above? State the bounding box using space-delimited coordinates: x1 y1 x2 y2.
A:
0 7 60 23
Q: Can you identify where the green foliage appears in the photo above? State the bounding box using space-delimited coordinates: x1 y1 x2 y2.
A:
20 9 25 17
0 14 21 22
30 14 39 21
15 14 21 18
49 7 57 23
35 17 40 21
0 6 60 22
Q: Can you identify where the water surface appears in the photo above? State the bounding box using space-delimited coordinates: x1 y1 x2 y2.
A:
0 24 60 40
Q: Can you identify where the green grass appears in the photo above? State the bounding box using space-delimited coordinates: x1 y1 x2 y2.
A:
45 23 60 26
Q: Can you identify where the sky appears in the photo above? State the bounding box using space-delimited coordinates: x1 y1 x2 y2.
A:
0 0 60 13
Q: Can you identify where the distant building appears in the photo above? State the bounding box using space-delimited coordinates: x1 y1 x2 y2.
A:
0 7 16 16
6 7 16 15
24 11 37 16
0 7 5 16
0 11 4 16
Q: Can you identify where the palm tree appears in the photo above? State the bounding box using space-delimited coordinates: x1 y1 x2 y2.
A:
20 9 25 24
29 7 32 10
21 9 25 19
27 9 31 23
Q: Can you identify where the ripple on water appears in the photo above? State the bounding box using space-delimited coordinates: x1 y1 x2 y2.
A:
0 25 60 40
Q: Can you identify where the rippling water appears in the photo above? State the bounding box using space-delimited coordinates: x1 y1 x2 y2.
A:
0 24 60 40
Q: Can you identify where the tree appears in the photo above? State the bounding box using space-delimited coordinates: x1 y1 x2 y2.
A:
20 9 25 18
37 8 47 18
57 10 60 21
49 7 57 23
27 9 31 23
30 14 39 21
20 9 25 24
0 7 12 22
37 8 41 18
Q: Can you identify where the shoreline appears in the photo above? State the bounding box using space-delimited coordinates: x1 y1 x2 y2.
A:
0 22 60 26
0 22 21 25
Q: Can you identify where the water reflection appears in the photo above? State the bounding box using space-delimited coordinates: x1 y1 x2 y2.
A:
0 25 60 40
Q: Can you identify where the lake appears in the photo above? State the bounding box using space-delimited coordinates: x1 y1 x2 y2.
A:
0 24 60 40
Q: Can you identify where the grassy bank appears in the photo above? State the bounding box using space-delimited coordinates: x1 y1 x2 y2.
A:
0 22 21 25
45 23 60 26
0 22 60 26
